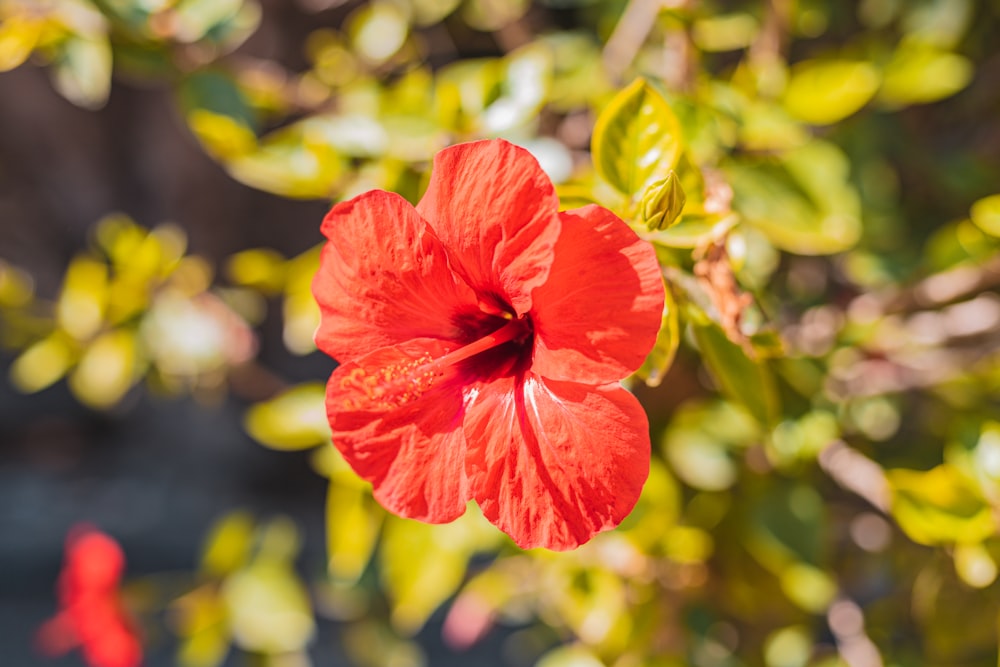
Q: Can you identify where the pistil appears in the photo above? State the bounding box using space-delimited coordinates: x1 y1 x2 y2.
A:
339 317 531 410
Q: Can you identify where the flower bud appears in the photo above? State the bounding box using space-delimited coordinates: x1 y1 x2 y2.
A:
641 170 686 231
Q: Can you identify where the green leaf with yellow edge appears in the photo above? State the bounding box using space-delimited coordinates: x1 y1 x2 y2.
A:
970 194 1000 238
635 283 679 387
327 479 382 583
692 321 779 427
244 382 330 451
592 78 683 199
379 508 501 635
878 44 973 107
783 59 880 125
69 329 138 409
888 464 997 545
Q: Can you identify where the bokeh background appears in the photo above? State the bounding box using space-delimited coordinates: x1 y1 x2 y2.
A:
2 0 1000 666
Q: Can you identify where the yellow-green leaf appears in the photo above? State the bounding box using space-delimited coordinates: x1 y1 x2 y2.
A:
10 334 74 394
0 13 43 72
68 329 137 409
380 509 500 635
223 562 315 654
327 480 382 583
970 194 1000 238
592 78 683 199
635 283 679 386
888 464 997 545
200 511 255 577
783 59 879 125
51 35 112 110
244 383 330 451
879 45 973 107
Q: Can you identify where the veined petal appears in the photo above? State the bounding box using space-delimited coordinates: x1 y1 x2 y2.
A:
313 190 478 361
327 338 471 523
464 374 650 550
531 205 664 384
416 140 560 316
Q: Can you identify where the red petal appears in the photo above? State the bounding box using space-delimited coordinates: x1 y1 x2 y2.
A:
416 140 560 316
530 205 664 384
464 374 650 550
313 190 478 361
326 338 471 522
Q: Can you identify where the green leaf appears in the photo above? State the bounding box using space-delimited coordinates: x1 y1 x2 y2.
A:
592 77 683 199
724 140 861 255
783 59 880 125
636 284 679 386
692 321 779 427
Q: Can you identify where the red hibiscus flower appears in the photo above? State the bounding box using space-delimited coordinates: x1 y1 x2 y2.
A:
313 139 663 550
37 526 143 667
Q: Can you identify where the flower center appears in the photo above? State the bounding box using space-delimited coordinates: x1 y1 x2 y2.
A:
338 317 532 411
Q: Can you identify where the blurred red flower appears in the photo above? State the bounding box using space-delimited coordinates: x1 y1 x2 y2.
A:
313 139 663 550
37 526 142 667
